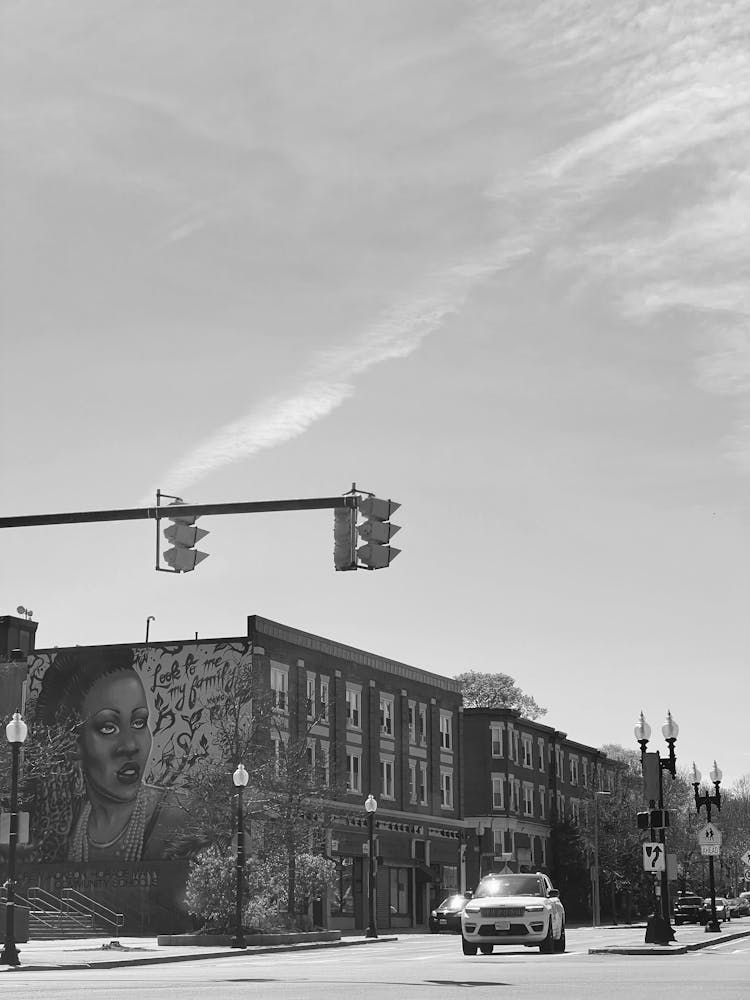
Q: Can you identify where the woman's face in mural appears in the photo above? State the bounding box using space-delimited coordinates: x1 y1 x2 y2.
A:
77 670 152 804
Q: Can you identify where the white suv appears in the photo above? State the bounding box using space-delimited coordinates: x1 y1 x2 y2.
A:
460 872 566 955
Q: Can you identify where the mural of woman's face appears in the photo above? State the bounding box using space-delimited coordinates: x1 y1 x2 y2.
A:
77 670 152 805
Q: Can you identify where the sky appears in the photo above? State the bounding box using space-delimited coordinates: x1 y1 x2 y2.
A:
1 1 749 788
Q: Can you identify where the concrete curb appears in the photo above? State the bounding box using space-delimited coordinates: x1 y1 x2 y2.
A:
1 935 398 973
589 927 750 956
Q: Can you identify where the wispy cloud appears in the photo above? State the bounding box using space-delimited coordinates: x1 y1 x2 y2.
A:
159 0 750 491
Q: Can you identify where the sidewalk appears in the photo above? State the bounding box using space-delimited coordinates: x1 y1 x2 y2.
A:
0 933 396 973
587 917 750 955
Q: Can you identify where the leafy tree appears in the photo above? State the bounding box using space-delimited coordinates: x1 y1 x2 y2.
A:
455 670 546 720
550 819 589 918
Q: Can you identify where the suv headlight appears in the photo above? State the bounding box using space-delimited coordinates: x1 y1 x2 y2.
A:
464 904 480 914
525 904 545 913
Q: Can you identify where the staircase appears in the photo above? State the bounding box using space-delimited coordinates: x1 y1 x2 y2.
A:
2 886 124 940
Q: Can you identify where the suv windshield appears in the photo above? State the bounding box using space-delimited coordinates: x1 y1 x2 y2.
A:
474 875 546 898
677 896 702 906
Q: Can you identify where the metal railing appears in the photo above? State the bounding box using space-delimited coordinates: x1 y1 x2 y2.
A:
61 888 124 936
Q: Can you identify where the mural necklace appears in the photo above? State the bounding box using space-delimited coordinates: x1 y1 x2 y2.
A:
70 786 148 862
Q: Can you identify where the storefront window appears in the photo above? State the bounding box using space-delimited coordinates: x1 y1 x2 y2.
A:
389 867 409 915
332 857 354 915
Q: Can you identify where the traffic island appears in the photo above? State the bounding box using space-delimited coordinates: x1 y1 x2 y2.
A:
157 930 342 947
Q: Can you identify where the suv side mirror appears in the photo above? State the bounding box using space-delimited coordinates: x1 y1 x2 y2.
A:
464 890 473 899
547 888 560 898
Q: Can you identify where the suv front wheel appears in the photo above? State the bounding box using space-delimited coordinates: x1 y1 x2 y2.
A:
539 921 555 954
462 935 478 956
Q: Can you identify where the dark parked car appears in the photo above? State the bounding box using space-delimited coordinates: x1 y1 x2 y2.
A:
728 896 750 917
430 893 471 933
700 897 731 922
674 894 703 925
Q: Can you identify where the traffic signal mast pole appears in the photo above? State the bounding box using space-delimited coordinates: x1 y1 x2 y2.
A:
0 495 358 529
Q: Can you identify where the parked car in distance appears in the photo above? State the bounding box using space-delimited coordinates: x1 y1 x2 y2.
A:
460 872 565 955
700 897 731 922
430 893 472 933
728 896 750 917
674 894 703 925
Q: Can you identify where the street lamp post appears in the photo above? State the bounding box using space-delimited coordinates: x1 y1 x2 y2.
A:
231 763 249 949
692 761 722 934
635 710 678 945
1 712 28 967
364 794 378 938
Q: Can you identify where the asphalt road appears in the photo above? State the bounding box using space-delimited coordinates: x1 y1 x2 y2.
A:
1 930 749 1000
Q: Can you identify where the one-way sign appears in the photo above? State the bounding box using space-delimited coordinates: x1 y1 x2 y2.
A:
643 843 666 871
698 823 722 848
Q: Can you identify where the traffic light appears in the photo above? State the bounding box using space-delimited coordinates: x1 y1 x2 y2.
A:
333 507 357 571
637 811 650 830
356 496 401 569
162 501 209 572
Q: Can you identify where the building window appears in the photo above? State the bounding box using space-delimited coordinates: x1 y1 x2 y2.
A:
332 857 354 915
556 792 564 819
538 785 546 819
381 757 395 799
306 741 315 770
491 725 503 758
440 768 453 808
346 752 361 793
522 735 533 769
417 704 428 746
555 748 563 780
582 759 588 788
408 700 416 744
442 865 458 892
271 733 287 775
380 695 394 737
319 676 329 722
492 775 505 810
493 828 504 855
511 730 520 764
418 761 428 804
439 711 452 751
538 738 546 773
408 760 417 804
270 664 288 712
569 756 579 786
512 779 520 813
319 741 330 787
346 685 361 729
570 799 580 824
306 673 316 720
389 868 409 915
523 783 534 817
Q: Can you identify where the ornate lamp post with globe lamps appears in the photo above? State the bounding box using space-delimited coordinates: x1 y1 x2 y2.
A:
634 710 678 945
364 794 378 938
691 761 723 934
231 763 249 949
1 712 28 967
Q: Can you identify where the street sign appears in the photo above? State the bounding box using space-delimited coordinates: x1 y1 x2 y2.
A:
697 823 722 848
743 868 750 881
701 844 720 856
643 843 666 871
740 849 750 867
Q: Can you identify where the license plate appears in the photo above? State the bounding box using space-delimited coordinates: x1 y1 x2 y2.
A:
494 920 510 931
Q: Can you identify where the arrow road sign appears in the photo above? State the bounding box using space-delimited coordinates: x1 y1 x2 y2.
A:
697 823 722 848
643 843 666 871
